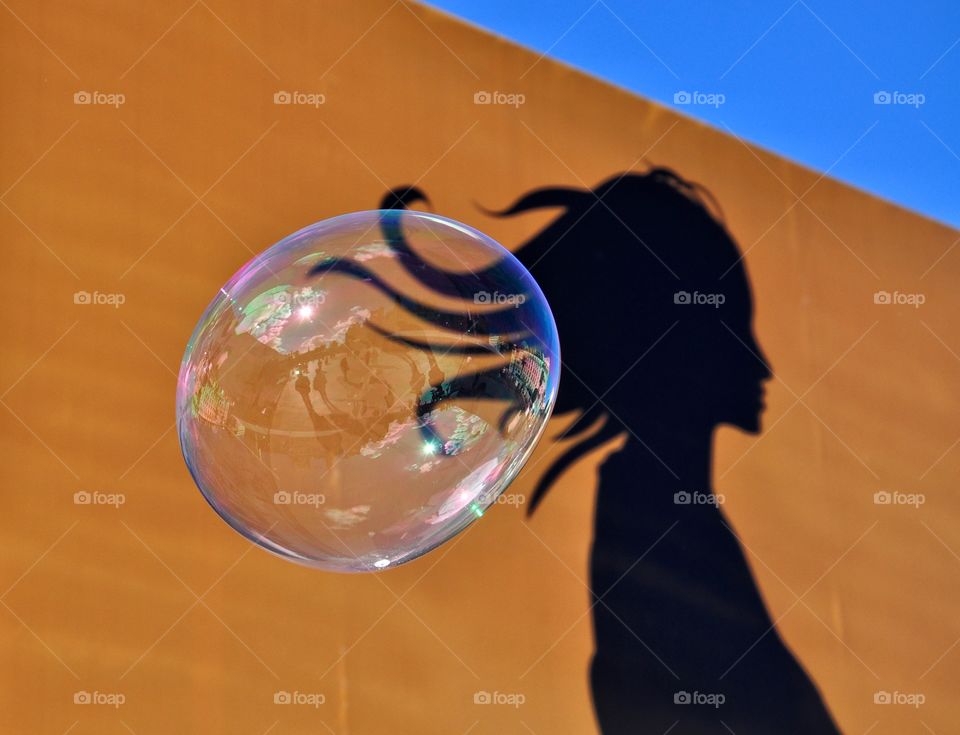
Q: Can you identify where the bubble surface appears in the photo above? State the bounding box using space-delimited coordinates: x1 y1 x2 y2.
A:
176 210 560 572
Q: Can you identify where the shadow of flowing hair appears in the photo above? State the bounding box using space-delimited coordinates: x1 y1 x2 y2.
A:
306 187 555 454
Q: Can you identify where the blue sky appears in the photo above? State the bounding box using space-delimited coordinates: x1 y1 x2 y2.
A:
427 0 960 229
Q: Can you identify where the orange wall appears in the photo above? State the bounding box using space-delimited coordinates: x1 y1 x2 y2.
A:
2 1 958 732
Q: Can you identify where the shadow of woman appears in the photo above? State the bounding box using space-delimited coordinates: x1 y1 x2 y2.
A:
484 169 842 734
347 173 841 733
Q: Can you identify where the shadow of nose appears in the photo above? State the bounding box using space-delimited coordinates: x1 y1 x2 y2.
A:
759 349 774 381
745 335 773 382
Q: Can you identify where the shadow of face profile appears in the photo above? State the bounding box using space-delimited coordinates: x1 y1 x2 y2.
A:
497 169 772 439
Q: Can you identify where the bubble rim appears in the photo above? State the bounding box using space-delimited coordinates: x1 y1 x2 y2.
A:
176 209 561 572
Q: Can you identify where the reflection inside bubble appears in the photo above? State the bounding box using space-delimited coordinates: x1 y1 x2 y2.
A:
177 209 560 572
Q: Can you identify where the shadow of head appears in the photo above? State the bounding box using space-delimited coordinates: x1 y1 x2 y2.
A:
481 169 773 510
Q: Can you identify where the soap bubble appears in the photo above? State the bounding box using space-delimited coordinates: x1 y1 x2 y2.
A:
176 210 560 572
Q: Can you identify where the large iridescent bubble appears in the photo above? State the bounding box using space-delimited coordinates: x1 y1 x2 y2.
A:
176 210 560 572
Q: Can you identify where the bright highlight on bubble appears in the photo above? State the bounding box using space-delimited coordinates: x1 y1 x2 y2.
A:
176 210 560 572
